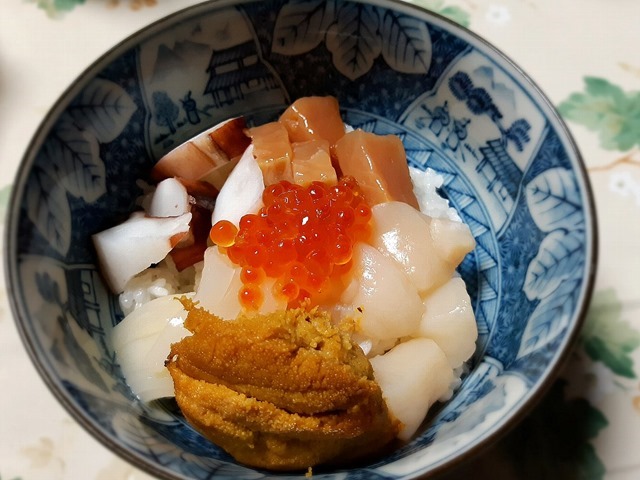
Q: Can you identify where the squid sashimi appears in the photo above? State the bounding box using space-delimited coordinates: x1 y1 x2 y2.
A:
151 117 250 188
148 178 190 217
211 145 264 227
194 246 286 320
111 294 191 402
93 212 192 293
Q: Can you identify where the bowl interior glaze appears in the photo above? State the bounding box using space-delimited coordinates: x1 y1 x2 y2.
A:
6 1 596 479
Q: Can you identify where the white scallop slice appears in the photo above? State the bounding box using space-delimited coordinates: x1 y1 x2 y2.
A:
429 216 476 268
339 243 424 342
370 338 454 441
370 202 451 295
370 201 474 295
418 277 478 368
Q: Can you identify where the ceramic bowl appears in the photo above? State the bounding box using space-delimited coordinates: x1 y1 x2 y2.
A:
5 0 597 478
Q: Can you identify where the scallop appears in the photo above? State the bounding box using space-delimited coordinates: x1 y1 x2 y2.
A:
370 338 454 441
370 201 475 295
429 216 476 269
339 243 423 342
417 277 478 368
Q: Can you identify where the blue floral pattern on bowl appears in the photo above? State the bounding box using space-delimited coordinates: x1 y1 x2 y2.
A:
5 1 596 479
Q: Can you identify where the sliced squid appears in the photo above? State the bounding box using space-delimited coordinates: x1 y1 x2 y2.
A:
148 177 190 217
151 117 250 187
211 145 264 227
193 247 241 320
92 211 192 293
111 293 192 402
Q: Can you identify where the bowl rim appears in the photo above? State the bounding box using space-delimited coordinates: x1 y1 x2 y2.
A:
4 0 598 478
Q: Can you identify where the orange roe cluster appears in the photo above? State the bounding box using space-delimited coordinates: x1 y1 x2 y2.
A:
209 177 372 309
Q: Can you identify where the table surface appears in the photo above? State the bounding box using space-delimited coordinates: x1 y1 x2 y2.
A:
1 1 639 479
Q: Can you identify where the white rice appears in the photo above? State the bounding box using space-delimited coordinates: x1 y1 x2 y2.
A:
409 167 461 222
119 256 202 316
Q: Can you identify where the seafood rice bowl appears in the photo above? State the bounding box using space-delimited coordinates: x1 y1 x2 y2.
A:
5 0 596 479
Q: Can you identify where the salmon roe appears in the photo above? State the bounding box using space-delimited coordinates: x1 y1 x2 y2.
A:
209 220 238 247
209 177 372 309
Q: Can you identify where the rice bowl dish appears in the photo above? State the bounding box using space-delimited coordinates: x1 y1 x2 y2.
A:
4 0 596 478
99 98 479 469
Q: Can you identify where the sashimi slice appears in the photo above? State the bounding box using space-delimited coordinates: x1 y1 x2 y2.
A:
151 117 250 183
279 96 346 145
334 129 419 208
211 145 264 227
195 247 286 320
291 139 337 186
247 121 294 185
193 247 240 320
370 202 475 295
148 177 190 217
429 217 476 268
339 243 424 341
111 293 192 402
93 212 192 293
418 277 478 368
370 338 454 441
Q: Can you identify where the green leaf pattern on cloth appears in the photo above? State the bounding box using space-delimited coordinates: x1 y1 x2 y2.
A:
580 289 640 379
443 379 608 480
515 380 607 480
558 77 640 151
0 185 10 224
405 0 471 27
28 0 471 28
27 0 86 17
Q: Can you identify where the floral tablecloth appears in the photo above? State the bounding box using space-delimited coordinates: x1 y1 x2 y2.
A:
1 1 639 479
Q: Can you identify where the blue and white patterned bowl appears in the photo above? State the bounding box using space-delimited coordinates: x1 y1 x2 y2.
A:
5 0 597 478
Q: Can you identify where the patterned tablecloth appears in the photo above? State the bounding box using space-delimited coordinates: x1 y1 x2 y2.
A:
1 1 639 479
